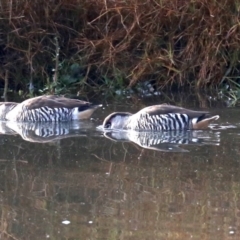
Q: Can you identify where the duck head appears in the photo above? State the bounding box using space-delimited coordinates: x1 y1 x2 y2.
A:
102 112 132 130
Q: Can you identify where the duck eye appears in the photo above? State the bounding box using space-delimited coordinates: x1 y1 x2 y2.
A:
104 122 111 129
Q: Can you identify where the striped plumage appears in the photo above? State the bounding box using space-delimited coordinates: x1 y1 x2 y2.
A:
102 104 219 131
0 95 101 122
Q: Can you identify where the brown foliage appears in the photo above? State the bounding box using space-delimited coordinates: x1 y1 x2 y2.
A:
0 0 240 91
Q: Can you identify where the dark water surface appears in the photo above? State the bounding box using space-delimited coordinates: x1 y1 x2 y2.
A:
0 94 240 240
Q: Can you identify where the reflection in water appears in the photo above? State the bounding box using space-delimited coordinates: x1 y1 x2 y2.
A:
103 130 221 152
0 120 221 151
0 101 240 240
0 121 98 143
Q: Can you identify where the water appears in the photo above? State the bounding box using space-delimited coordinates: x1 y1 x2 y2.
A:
0 94 240 239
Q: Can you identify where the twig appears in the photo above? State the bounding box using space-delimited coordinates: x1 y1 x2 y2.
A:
53 36 60 84
3 70 8 101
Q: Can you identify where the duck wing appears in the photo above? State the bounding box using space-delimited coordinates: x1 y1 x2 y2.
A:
139 104 211 118
21 95 93 110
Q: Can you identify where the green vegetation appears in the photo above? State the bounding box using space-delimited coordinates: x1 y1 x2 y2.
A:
0 0 240 97
219 78 240 106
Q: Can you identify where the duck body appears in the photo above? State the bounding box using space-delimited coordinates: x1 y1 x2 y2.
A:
0 95 101 122
102 104 219 131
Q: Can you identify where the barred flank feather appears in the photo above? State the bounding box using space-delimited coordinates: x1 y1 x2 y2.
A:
19 106 73 122
131 113 189 131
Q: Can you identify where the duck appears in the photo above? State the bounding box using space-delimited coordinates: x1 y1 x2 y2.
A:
0 95 102 122
102 104 219 131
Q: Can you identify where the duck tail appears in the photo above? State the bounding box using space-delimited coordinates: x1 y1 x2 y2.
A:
192 115 219 129
92 104 103 109
76 104 102 119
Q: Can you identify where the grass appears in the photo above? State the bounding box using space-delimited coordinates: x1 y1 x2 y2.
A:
219 77 240 106
0 0 240 96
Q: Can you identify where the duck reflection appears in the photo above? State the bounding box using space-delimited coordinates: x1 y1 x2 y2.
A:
0 121 97 143
103 130 221 152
